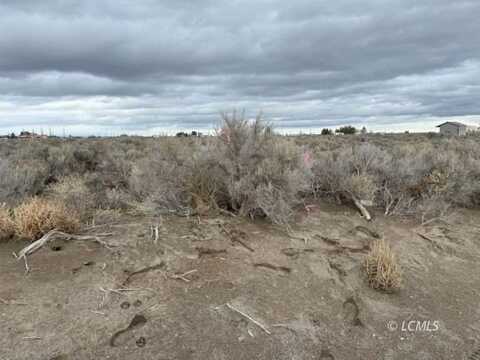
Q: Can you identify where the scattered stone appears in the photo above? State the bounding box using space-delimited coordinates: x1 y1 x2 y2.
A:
120 301 130 309
136 336 146 347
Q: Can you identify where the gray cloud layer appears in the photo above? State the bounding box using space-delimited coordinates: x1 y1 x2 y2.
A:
0 0 479 134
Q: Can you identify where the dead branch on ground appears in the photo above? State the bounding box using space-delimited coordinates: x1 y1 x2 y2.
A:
168 269 198 282
12 230 115 273
121 262 166 286
224 303 271 335
0 297 27 305
352 196 372 221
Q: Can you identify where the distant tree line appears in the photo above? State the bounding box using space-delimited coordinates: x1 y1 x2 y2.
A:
176 131 202 137
320 126 367 135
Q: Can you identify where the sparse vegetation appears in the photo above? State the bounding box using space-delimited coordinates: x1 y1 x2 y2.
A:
0 206 15 240
1 115 480 232
13 197 80 240
364 239 401 291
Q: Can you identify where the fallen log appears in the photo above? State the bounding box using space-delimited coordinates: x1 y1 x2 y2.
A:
352 197 372 221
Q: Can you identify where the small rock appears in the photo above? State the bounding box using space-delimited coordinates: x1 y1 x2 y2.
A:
136 337 146 347
120 301 130 309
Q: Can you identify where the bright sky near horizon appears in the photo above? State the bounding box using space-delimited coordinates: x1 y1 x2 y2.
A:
0 1 479 136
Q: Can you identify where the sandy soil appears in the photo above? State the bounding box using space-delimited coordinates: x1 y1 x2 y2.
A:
1 202 479 360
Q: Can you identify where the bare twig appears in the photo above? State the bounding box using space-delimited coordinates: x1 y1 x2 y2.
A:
169 269 198 282
225 303 271 335
150 224 159 244
12 230 115 273
90 310 106 316
0 297 27 305
416 232 443 250
122 262 165 286
352 196 372 221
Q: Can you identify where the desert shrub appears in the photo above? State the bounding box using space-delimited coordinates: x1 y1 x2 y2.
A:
47 176 95 220
90 209 123 226
343 174 377 203
311 143 388 203
13 197 80 240
102 188 134 210
0 207 15 240
364 239 401 292
0 157 49 205
129 112 309 225
129 142 191 214
182 143 228 210
216 111 309 225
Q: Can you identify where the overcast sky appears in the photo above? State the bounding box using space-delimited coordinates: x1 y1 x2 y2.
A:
0 0 479 135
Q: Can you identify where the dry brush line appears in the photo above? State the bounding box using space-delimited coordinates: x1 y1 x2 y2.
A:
13 197 80 240
12 229 115 273
0 206 15 240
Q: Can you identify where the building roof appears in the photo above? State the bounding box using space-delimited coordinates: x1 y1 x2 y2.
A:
436 121 467 128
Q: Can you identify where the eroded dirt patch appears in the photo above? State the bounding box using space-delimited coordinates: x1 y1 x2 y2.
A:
1 205 480 359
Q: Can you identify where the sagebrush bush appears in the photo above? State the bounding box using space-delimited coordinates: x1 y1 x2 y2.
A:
216 111 309 225
0 207 15 240
47 176 95 220
1 121 480 226
13 197 80 240
0 157 49 206
365 239 401 292
129 112 309 225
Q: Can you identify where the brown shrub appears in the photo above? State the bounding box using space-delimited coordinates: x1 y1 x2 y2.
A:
13 197 80 241
0 207 15 240
47 176 95 220
364 239 401 292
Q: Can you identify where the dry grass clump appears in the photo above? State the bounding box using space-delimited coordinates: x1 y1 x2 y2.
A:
13 197 80 241
0 206 15 240
364 239 401 292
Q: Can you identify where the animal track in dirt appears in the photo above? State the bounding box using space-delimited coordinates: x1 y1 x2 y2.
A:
253 262 291 274
315 234 370 254
110 314 147 347
196 247 227 258
350 225 381 239
328 259 347 280
281 247 314 259
221 225 255 252
469 348 480 360
121 261 166 286
320 348 335 360
343 296 363 327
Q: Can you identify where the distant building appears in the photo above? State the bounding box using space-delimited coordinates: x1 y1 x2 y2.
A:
18 131 48 139
437 122 468 136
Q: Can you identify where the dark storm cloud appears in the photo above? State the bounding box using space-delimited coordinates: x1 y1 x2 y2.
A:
0 0 479 134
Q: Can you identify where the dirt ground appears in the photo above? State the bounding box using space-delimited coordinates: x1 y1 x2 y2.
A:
1 202 480 360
